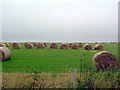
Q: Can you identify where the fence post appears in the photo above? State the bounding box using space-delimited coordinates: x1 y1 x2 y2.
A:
73 69 77 89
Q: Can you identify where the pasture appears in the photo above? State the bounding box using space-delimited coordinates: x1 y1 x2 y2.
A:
0 42 120 88
1 43 119 73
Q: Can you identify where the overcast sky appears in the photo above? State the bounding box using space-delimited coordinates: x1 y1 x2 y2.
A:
1 0 119 43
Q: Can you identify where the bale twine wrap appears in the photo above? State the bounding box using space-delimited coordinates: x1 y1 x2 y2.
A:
84 44 92 50
0 44 7 47
93 51 119 71
68 43 72 48
25 43 33 49
0 47 11 62
36 43 44 49
43 43 47 47
60 44 68 49
94 44 103 50
71 44 78 49
50 43 58 49
12 43 20 49
77 43 82 48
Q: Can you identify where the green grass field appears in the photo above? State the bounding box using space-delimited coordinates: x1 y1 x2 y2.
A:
1 43 119 73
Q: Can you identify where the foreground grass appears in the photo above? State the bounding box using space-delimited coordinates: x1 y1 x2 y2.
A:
2 71 120 88
1 43 119 73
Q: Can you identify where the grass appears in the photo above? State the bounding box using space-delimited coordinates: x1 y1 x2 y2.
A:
1 43 119 88
1 43 119 73
2 71 119 88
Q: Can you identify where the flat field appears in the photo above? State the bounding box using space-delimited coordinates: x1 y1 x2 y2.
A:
1 43 119 73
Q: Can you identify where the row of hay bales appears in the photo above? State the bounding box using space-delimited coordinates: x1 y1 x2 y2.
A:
0 46 119 71
10 43 103 50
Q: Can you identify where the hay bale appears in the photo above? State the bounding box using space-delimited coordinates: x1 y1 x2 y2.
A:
25 43 33 49
4 43 9 47
77 43 82 48
43 43 47 47
2 44 7 47
84 44 92 50
12 43 20 49
94 44 103 50
0 44 7 47
71 44 78 49
60 44 68 49
93 51 119 71
50 43 58 49
36 43 44 49
68 43 72 48
24 43 29 47
0 47 11 62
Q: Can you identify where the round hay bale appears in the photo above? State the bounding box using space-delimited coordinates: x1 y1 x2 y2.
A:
93 51 119 71
36 43 44 49
12 43 20 49
43 43 47 47
60 44 68 49
84 44 92 50
50 43 58 49
4 43 9 47
68 43 72 48
94 44 103 50
2 44 7 47
0 44 7 47
24 43 29 47
0 47 11 62
77 43 82 48
71 44 78 49
25 43 33 49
